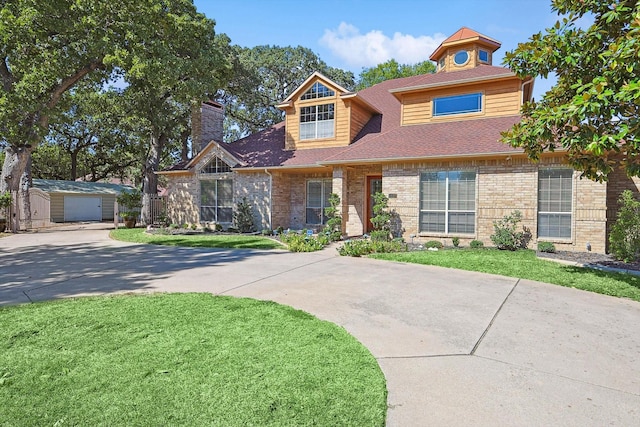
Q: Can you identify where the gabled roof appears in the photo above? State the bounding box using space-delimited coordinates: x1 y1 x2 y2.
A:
430 27 501 61
278 71 351 107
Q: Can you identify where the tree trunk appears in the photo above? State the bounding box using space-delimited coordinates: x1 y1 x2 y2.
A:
141 132 166 225
1 146 34 231
70 149 78 180
20 159 32 231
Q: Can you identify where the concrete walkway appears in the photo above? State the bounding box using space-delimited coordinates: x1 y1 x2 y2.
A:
1 223 639 426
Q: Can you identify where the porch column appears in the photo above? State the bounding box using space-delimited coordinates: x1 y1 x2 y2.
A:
332 167 348 236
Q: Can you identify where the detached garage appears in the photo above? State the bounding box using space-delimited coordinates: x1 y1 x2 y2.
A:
32 179 136 223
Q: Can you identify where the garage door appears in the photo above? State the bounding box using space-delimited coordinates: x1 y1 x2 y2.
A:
64 196 102 221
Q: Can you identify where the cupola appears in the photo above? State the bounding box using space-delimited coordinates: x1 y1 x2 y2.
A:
430 27 501 72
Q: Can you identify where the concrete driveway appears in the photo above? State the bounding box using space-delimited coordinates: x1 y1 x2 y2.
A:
1 224 639 426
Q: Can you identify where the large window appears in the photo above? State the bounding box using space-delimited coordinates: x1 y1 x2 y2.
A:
306 179 332 225
301 82 335 100
433 93 482 116
420 171 476 234
201 156 231 174
200 179 233 223
538 169 572 239
300 103 334 140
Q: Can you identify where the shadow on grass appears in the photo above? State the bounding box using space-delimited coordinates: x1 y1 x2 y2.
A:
560 264 640 295
146 236 281 249
0 242 282 306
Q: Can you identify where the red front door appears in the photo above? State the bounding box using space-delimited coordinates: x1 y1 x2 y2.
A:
366 176 382 233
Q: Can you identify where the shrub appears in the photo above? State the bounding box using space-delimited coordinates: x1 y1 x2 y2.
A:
609 190 640 262
281 233 325 252
261 229 273 236
169 223 179 229
233 197 255 233
490 210 530 251
370 192 391 241
182 223 189 229
338 239 407 257
323 193 343 241
537 241 556 253
370 230 390 242
470 240 484 249
215 223 223 232
452 237 460 247
425 240 443 249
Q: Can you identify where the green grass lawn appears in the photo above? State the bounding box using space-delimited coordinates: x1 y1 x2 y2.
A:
0 293 386 426
370 248 640 302
110 228 285 249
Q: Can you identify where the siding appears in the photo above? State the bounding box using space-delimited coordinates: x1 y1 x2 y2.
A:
401 79 522 125
350 102 374 142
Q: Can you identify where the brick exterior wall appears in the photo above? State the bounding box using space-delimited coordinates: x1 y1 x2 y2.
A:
342 165 382 236
605 166 640 252
191 102 224 156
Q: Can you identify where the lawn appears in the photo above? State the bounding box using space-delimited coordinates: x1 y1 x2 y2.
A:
110 228 285 249
0 293 387 426
370 248 640 302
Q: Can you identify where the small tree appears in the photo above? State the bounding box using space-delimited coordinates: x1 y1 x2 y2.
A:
323 193 342 241
609 190 640 262
370 192 391 242
116 189 142 224
233 197 255 233
490 210 530 251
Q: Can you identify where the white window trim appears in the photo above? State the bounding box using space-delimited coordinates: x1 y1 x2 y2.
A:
200 178 233 223
306 178 332 225
419 171 477 235
537 168 574 240
299 103 335 140
432 92 483 117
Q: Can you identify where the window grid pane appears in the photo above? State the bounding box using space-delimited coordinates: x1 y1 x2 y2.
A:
538 169 572 238
433 93 482 116
420 171 475 234
200 179 233 223
301 82 335 100
306 179 332 224
299 103 334 140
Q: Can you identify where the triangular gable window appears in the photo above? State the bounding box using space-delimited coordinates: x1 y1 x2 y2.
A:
301 82 335 100
201 156 231 174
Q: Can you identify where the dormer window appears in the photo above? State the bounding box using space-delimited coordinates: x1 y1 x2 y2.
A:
300 103 335 140
453 50 469 66
201 156 231 174
301 82 335 100
438 57 445 71
433 93 482 116
478 49 489 63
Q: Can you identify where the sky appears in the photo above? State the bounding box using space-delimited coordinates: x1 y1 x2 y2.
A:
193 0 567 100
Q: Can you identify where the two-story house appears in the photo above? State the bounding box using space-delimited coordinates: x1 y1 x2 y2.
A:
159 27 634 254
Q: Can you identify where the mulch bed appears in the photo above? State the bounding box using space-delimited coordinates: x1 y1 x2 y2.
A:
537 250 640 272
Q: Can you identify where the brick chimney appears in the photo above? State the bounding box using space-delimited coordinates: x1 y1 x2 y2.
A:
192 101 224 157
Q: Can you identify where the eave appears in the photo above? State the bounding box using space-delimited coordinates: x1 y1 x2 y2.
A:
389 72 518 99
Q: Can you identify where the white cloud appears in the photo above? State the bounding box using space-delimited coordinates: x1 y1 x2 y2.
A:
320 22 446 68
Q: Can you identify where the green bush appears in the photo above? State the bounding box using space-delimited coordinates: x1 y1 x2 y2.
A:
233 197 255 233
323 193 343 241
281 233 325 252
490 210 530 251
470 240 484 249
537 241 556 253
338 239 407 257
609 190 640 262
452 237 460 247
261 229 273 236
215 223 223 232
425 240 443 249
370 230 390 242
370 192 391 241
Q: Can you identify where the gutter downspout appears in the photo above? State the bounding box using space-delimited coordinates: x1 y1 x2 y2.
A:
265 169 272 230
521 79 534 105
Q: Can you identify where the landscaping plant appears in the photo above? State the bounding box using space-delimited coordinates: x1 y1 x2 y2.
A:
370 192 391 242
490 210 530 250
609 190 640 262
323 193 342 241
537 241 556 253
233 197 255 233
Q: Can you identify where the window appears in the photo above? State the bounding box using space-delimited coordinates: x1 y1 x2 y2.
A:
300 103 335 140
538 169 572 239
306 179 332 225
420 171 476 234
200 179 233 223
301 82 335 100
454 50 469 66
478 49 489 63
438 57 445 70
433 93 482 116
201 156 231 174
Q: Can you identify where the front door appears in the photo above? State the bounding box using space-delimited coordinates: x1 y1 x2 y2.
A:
366 176 382 233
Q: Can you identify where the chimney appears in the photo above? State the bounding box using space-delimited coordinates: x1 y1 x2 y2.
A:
192 101 224 157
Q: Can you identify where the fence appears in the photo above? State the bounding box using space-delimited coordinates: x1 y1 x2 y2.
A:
13 188 52 231
115 194 167 227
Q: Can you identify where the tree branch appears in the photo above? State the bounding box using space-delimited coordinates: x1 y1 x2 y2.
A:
0 56 14 92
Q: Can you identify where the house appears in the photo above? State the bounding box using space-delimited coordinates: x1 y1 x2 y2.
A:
158 27 636 254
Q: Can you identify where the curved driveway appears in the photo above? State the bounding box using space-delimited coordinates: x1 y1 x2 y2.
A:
1 224 639 426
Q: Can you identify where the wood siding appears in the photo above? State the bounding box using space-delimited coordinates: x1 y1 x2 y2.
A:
400 79 522 126
349 102 374 142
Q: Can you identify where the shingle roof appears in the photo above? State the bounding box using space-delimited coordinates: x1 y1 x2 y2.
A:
168 64 523 171
33 179 135 195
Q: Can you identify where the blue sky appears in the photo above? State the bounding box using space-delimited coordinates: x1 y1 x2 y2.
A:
193 0 565 99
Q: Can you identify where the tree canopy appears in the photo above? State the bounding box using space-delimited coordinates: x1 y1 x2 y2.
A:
502 0 640 181
355 59 436 90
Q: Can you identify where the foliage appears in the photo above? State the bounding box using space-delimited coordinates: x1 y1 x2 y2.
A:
219 45 355 141
490 210 530 251
537 241 557 253
425 240 443 249
116 190 142 211
452 237 460 247
470 240 484 249
356 59 436 90
370 248 640 302
370 192 391 241
369 230 391 242
338 239 408 257
0 191 11 209
323 193 343 241
110 228 285 249
609 190 640 262
233 197 256 233
0 294 386 425
280 233 326 252
501 0 640 181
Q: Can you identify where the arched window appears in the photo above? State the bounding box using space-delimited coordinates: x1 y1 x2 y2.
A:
201 156 231 174
301 82 335 100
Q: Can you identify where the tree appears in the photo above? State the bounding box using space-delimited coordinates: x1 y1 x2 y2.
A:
0 0 230 230
501 0 640 181
356 59 436 90
219 45 355 141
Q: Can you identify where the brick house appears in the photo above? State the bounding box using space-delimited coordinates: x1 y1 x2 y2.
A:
158 27 634 254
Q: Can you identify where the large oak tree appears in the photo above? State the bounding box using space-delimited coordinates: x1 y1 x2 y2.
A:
502 0 640 181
